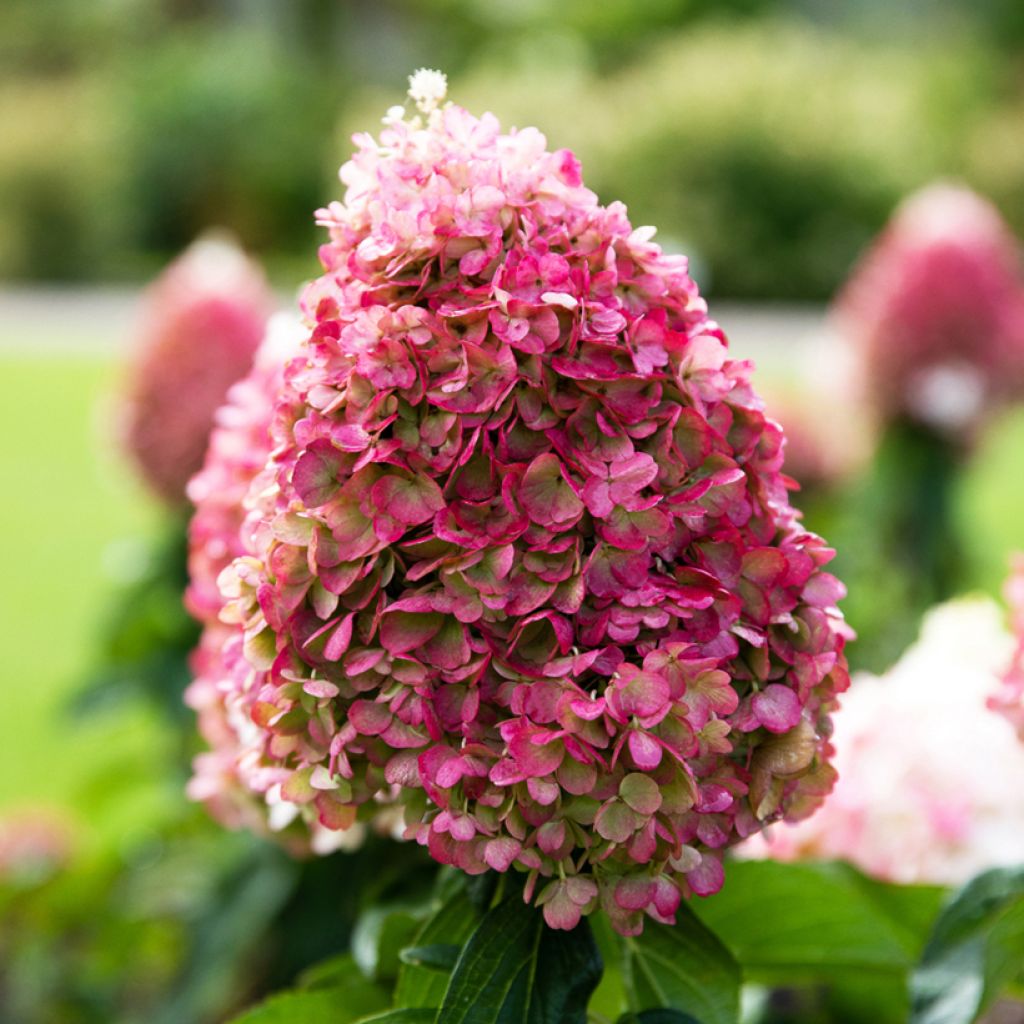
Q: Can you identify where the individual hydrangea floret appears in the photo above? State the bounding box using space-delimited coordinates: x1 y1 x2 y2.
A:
834 184 1024 440
123 236 275 503
742 598 1024 885
188 75 850 934
990 555 1024 739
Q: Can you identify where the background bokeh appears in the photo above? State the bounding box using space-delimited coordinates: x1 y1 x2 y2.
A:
3 0 1024 296
3 2 1024 1021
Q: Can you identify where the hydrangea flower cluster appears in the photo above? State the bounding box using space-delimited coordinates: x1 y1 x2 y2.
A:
756 377 869 492
990 555 1024 739
743 599 1024 884
834 184 1024 440
123 236 274 503
184 315 359 853
0 809 75 883
188 76 850 934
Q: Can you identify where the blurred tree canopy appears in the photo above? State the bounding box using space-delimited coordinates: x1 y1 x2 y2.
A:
1 0 1022 297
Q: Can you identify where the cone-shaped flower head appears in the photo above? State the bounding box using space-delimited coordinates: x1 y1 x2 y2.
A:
991 555 1024 740
187 74 850 934
834 184 1024 440
742 598 1024 885
123 236 275 503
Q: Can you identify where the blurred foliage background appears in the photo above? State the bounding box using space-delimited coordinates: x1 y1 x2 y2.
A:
2 0 1024 297
4 2 1024 1021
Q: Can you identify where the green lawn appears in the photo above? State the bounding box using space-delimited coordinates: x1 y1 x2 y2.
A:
0 356 176 851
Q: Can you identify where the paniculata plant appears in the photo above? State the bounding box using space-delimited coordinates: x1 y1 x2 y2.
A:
188 71 850 934
834 183 1024 441
991 555 1024 740
123 236 275 503
743 598 1024 885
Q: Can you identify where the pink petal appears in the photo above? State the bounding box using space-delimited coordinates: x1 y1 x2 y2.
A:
752 684 802 734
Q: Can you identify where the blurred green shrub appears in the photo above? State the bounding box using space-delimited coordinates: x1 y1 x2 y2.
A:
2 4 1024 297
447 20 1002 298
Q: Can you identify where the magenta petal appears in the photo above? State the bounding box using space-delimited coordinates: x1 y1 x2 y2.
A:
520 453 584 530
380 609 444 655
543 888 583 931
293 440 343 507
627 731 663 770
615 876 656 911
484 837 521 872
752 684 802 734
509 729 564 777
323 612 355 661
686 853 724 896
372 474 445 526
432 756 468 792
348 699 393 736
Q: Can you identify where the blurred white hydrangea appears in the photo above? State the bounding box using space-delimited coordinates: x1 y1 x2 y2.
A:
741 598 1024 885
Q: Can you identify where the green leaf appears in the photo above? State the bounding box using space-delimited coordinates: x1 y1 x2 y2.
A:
532 914 605 1023
297 952 391 1017
589 912 629 1021
230 952 392 1023
616 1012 702 1024
226 988 362 1024
352 905 425 982
693 860 944 977
352 1013 437 1023
911 866 1024 1024
436 896 602 1024
395 889 481 1008
620 906 740 1024
398 944 462 971
300 952 361 989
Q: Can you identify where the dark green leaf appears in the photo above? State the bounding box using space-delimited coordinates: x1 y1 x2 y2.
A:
533 914 604 1024
436 896 602 1024
394 889 480 1008
352 1012 438 1023
621 906 739 1024
911 866 1024 1024
693 860 943 976
398 944 461 971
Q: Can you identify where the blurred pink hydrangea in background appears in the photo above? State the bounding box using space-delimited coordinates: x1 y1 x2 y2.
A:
742 598 1024 885
757 375 871 492
123 236 275 504
0 808 76 884
834 183 1024 441
990 555 1024 739
185 314 360 854
187 73 850 934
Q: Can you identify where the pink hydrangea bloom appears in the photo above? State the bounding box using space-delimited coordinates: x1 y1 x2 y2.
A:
834 184 1024 439
188 77 850 934
742 599 1024 885
0 808 75 881
185 315 360 854
990 555 1024 739
123 236 275 503
757 378 870 492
